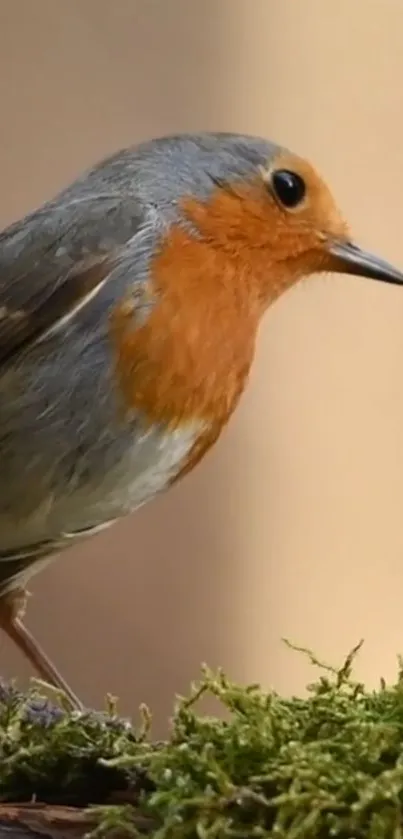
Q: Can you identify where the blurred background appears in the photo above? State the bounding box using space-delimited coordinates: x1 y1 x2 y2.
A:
0 0 403 734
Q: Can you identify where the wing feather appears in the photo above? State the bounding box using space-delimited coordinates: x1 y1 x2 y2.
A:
0 193 145 364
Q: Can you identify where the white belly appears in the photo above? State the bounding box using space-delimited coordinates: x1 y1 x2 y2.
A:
0 420 202 552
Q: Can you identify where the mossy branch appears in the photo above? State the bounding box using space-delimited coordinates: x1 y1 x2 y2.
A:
1 642 403 837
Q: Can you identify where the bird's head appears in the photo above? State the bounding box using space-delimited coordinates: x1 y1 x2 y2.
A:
158 134 403 314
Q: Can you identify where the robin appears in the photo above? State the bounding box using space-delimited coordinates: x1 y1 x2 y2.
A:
0 131 402 710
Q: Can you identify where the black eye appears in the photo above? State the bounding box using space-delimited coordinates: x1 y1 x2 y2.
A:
271 169 306 209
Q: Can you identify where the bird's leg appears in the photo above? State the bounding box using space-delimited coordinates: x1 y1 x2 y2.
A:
0 587 83 711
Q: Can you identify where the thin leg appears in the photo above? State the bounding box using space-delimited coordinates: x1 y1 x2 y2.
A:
0 588 83 711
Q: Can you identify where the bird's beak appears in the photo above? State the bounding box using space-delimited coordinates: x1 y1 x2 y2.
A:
326 239 403 286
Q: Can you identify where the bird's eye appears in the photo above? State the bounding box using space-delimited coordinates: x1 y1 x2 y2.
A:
270 169 306 209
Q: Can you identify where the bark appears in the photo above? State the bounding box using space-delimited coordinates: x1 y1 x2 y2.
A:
0 804 152 839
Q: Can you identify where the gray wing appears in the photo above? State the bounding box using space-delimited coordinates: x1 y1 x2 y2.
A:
0 192 145 365
0 192 148 574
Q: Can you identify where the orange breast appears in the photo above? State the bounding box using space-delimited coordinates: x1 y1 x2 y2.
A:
109 220 260 479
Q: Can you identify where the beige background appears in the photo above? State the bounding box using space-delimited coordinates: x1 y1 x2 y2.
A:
0 0 403 733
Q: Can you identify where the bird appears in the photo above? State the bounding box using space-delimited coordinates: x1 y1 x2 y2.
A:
0 131 402 711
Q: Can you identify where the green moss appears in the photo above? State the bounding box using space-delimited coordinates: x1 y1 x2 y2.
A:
2 641 403 837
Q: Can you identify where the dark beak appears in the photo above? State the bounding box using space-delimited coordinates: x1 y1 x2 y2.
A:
327 240 403 286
